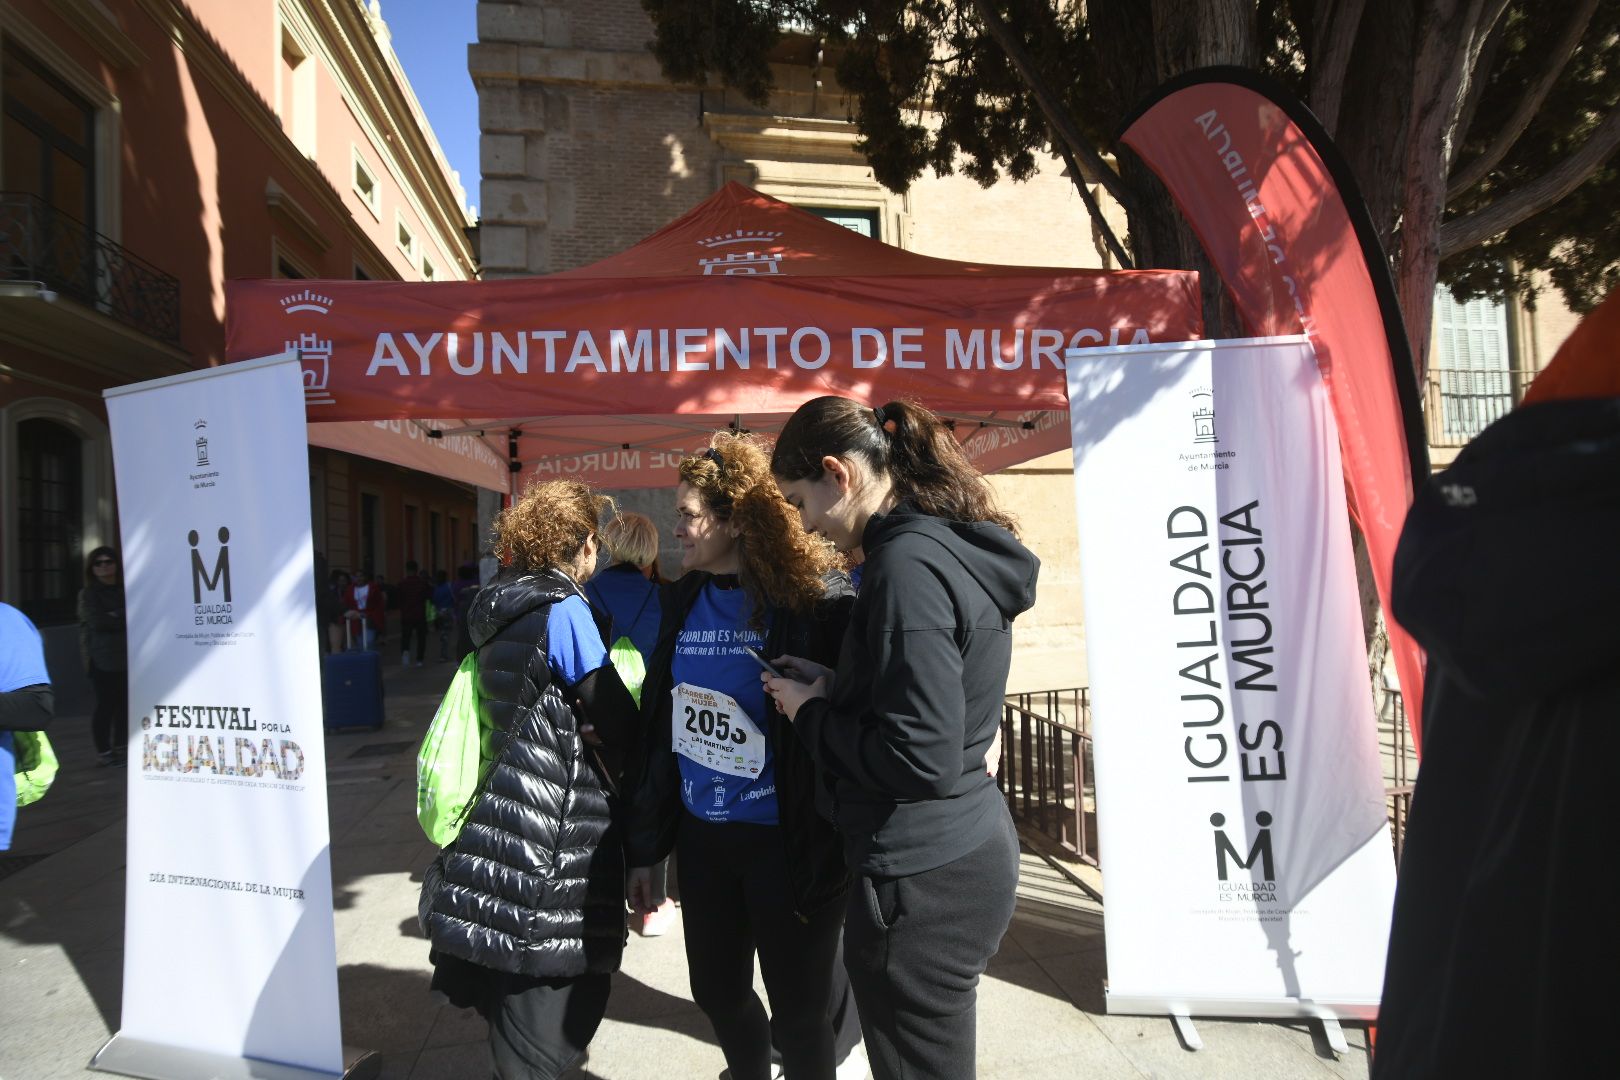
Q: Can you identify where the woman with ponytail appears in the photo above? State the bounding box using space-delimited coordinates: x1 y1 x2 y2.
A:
765 396 1039 1080
623 432 862 1080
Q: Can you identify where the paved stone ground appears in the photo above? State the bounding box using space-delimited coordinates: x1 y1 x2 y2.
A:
0 654 1370 1079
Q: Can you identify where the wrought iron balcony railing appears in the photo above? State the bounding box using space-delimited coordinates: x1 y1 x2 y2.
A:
1424 366 1537 448
0 191 181 346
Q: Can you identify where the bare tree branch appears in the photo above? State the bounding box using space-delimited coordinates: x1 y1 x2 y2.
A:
968 0 1138 219
1397 0 1495 370
1440 104 1620 257
1447 0 1598 198
1447 7 1510 171
1308 0 1368 134
1049 132 1135 268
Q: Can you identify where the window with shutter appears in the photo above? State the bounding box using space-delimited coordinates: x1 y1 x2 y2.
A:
1432 287 1513 442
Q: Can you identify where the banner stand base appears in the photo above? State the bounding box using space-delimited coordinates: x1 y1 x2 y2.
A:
90 1034 381 1079
1170 1014 1203 1051
1319 1017 1350 1055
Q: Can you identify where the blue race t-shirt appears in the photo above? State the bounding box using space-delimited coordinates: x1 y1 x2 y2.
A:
547 592 609 689
586 567 660 662
0 603 52 850
672 583 777 825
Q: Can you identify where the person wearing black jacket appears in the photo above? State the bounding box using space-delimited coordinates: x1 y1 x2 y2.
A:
77 546 127 766
623 433 858 1080
768 397 1039 1080
420 478 641 1080
1372 393 1620 1079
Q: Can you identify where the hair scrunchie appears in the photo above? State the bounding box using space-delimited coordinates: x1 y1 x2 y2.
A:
872 405 897 434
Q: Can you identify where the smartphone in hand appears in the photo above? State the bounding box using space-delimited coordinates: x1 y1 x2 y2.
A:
741 645 784 678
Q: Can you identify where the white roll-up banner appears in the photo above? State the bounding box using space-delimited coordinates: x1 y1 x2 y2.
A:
1066 336 1395 1020
98 354 344 1076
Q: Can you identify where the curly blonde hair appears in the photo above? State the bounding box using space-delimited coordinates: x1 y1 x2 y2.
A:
678 432 835 617
494 478 613 573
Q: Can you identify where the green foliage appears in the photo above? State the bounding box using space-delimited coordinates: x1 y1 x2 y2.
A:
640 1 1620 314
1440 3 1620 312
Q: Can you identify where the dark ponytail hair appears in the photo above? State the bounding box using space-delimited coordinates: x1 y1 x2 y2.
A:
772 396 1017 535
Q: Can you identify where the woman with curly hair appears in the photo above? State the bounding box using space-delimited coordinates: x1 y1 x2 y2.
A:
623 432 859 1080
765 397 1038 1080
421 478 642 1080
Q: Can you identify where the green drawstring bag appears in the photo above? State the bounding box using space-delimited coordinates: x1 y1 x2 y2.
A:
14 730 59 807
608 636 647 707
416 655 485 846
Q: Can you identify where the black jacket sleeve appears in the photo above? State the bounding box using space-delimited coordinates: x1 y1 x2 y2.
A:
0 684 54 732
621 576 698 868
796 558 967 800
573 664 641 785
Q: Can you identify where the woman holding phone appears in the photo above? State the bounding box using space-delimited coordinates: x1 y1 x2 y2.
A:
765 397 1039 1080
623 433 858 1080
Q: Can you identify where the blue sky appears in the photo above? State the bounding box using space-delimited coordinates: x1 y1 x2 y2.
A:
379 0 480 219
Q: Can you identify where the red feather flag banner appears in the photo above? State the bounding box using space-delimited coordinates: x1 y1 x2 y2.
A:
1120 68 1430 751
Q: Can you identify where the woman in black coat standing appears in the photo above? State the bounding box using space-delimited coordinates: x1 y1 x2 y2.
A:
766 397 1040 1080
420 479 641 1080
78 546 127 766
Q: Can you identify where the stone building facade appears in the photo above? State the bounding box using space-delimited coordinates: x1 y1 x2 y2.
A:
471 0 1111 692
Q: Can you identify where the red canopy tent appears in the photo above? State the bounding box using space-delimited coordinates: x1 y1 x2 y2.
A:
227 184 1202 488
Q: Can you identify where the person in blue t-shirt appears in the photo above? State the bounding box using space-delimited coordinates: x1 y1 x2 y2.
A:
623 434 857 1080
1 602 55 851
585 510 678 936
585 511 662 668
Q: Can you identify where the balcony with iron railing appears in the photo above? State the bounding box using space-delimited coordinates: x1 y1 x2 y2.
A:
1424 365 1538 449
0 192 181 347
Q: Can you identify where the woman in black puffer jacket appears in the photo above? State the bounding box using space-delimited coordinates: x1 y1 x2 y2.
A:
421 479 641 1080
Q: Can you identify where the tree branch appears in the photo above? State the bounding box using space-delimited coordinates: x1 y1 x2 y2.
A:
1447 7 1510 172
1396 0 1498 373
1447 0 1598 198
1050 133 1135 268
969 0 1138 218
1440 104 1620 257
1308 0 1367 134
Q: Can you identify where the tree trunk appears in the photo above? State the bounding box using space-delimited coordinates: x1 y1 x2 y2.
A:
1330 0 1419 254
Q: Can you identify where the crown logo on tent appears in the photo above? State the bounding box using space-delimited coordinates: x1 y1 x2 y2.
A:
280 289 334 316
697 229 784 249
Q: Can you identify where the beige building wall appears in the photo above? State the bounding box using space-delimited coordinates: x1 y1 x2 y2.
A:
1425 270 1582 469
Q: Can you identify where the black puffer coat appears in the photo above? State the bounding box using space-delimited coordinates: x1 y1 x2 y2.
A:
422 568 628 978
623 571 854 919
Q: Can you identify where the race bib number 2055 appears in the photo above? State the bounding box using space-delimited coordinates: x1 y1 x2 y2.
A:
672 683 767 778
